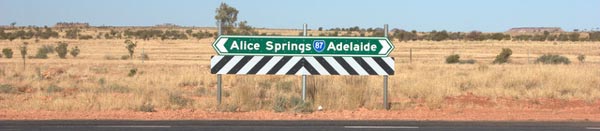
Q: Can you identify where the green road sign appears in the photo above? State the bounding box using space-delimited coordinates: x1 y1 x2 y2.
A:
212 35 394 57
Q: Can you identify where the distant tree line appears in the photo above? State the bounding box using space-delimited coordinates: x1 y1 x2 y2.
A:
3 26 600 42
317 26 600 42
393 30 511 41
0 26 59 41
392 30 599 42
122 29 214 40
0 26 218 41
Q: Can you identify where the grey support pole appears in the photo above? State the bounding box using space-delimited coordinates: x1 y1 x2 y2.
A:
217 20 222 37
217 20 222 105
303 23 308 36
302 23 307 102
217 74 222 104
383 24 389 110
384 75 389 109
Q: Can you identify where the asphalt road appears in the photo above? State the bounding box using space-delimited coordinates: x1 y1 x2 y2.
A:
1 120 600 131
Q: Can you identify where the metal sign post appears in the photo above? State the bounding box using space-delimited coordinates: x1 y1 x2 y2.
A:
302 24 307 102
217 20 222 105
383 24 389 110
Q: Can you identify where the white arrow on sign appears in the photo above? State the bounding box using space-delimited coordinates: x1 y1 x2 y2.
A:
216 38 228 53
378 40 390 55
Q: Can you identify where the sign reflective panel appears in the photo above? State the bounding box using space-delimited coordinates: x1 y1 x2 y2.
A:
212 35 394 57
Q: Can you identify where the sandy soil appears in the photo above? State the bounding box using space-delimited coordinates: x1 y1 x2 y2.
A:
3 94 599 121
2 108 599 121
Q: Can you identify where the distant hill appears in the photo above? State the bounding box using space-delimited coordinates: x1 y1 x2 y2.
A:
54 22 90 28
506 27 563 34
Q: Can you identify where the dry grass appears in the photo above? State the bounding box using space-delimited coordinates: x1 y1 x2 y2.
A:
1 30 600 112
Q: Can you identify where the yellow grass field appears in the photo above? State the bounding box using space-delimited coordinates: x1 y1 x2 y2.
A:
1 29 600 114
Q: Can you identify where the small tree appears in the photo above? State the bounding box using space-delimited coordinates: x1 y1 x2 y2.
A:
492 48 512 64
55 42 68 59
70 46 80 57
124 39 137 59
2 48 13 58
236 21 258 35
215 2 239 35
19 42 27 69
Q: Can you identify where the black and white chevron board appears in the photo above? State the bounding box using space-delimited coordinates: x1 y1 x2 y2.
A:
210 55 394 75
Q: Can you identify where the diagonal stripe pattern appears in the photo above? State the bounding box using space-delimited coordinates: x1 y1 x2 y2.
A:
211 56 394 75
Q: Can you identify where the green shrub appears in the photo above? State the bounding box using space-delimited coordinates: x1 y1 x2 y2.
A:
223 91 231 97
195 87 206 96
460 59 477 64
128 68 137 77
168 92 191 107
137 102 156 112
98 84 131 93
55 42 68 59
272 95 314 113
0 84 16 93
289 96 303 107
65 29 79 39
275 81 293 91
97 78 106 86
70 46 80 57
120 55 130 60
104 55 116 60
219 104 239 112
288 96 313 113
40 44 55 54
535 54 571 64
446 54 476 64
79 35 93 40
178 80 200 87
258 81 272 89
493 48 512 64
2 48 13 58
46 85 63 93
273 96 287 112
106 84 131 93
445 54 460 64
577 54 585 63
294 101 314 113
258 89 267 100
34 47 49 59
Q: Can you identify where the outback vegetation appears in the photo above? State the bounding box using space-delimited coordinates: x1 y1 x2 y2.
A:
0 3 599 117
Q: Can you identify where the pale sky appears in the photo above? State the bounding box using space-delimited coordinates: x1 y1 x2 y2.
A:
1 0 599 32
